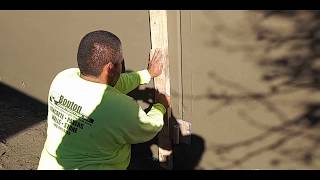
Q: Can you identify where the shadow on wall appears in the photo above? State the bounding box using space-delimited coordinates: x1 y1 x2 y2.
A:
0 82 47 143
127 88 205 170
128 88 205 170
195 10 320 168
125 64 205 170
256 10 320 91
128 132 205 170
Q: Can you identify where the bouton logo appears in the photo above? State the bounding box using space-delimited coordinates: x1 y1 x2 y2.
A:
49 94 59 105
49 92 82 114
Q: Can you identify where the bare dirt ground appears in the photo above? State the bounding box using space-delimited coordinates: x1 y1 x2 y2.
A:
0 122 46 170
0 82 47 170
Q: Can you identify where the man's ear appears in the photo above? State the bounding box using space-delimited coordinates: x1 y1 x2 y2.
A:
104 62 114 73
100 62 113 79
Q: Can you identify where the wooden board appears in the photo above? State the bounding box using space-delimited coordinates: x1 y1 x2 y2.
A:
149 10 173 169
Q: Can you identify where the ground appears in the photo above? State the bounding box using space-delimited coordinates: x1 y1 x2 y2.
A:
0 122 46 170
0 82 47 170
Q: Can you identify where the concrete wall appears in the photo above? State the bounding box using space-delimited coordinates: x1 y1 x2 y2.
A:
179 10 320 169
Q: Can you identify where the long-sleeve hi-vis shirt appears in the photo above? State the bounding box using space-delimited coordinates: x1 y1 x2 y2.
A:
37 68 165 170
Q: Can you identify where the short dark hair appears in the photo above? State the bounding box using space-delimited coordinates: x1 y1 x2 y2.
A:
77 30 122 77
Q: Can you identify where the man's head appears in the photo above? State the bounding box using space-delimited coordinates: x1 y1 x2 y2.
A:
77 30 123 86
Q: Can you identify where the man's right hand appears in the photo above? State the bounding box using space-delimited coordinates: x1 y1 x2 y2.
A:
155 90 171 109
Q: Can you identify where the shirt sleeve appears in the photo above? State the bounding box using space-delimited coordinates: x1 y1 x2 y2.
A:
114 69 152 94
122 102 166 144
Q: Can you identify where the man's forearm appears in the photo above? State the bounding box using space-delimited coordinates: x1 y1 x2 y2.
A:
114 69 151 94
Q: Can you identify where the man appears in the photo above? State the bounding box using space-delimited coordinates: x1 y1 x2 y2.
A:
38 30 170 170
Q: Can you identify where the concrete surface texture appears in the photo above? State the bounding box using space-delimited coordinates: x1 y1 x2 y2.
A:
180 10 320 169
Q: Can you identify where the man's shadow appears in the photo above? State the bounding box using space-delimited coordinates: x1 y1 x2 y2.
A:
124 62 205 170
126 97 206 170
